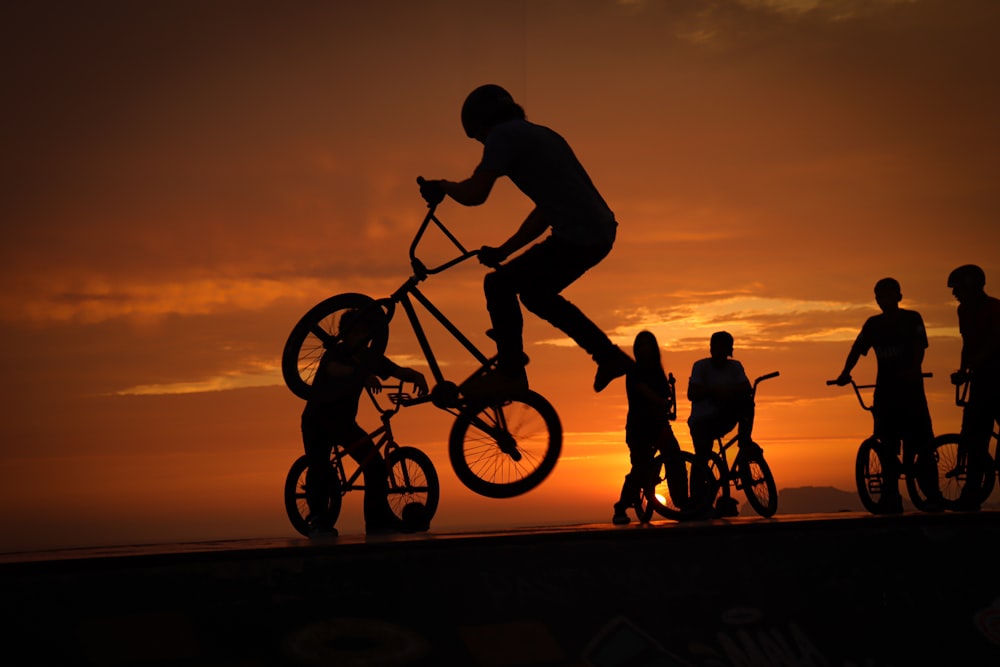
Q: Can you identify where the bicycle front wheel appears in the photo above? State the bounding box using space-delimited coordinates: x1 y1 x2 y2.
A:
282 293 390 400
737 448 778 518
448 390 562 498
855 438 888 514
648 451 717 521
385 446 440 527
284 455 344 537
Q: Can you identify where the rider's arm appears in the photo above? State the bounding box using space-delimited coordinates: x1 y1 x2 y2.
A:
439 166 498 206
380 358 429 397
836 347 863 384
493 208 549 259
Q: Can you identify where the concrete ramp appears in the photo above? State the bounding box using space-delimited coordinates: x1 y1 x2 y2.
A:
2 512 999 666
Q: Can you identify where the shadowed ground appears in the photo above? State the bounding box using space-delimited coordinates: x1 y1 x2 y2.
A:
2 512 998 666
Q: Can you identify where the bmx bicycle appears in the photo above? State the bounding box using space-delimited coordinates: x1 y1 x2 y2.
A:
929 380 998 508
630 373 717 523
826 374 940 513
698 371 781 518
284 381 440 536
282 181 561 499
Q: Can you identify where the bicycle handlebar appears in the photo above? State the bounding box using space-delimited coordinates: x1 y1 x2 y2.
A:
410 177 482 279
826 373 933 412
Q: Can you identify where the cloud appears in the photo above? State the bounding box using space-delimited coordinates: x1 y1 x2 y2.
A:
117 365 283 396
0 276 353 326
533 292 918 351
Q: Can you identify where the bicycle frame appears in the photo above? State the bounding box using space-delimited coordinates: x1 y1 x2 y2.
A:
946 380 999 475
375 203 494 410
712 372 779 480
333 383 410 494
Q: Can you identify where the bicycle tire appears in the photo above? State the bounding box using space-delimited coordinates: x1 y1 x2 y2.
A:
931 434 996 509
385 446 440 527
855 437 888 514
902 446 940 512
703 451 728 508
282 293 391 401
284 455 344 537
737 448 778 518
635 484 655 524
448 389 562 498
648 451 717 520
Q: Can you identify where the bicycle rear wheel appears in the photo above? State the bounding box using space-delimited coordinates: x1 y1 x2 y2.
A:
282 293 390 400
855 437 888 514
385 446 440 527
931 434 996 509
448 390 562 498
284 455 344 537
647 451 717 520
737 448 778 518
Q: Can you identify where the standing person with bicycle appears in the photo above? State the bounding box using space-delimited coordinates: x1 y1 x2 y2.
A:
418 84 633 395
947 264 1000 511
687 331 757 517
833 277 943 513
301 308 429 537
613 331 685 525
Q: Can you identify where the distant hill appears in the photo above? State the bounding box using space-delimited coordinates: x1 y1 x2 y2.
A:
776 486 865 514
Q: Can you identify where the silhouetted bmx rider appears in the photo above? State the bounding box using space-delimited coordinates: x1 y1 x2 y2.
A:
419 84 632 396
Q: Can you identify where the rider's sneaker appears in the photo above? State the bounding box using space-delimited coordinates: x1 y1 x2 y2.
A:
307 518 338 540
877 494 904 515
715 497 740 517
594 346 634 393
921 498 946 513
462 366 529 398
952 491 982 512
612 504 631 525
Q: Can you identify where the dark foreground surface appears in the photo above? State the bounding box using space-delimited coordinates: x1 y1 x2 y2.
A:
2 512 999 666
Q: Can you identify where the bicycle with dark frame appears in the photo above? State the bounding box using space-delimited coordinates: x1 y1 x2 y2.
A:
826 374 942 513
284 381 439 536
282 184 561 499
629 372 718 523
695 372 781 519
929 379 999 508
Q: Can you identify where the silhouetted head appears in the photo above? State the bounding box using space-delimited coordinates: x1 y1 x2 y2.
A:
632 330 662 368
337 308 383 349
947 264 987 305
709 331 734 361
461 84 525 141
873 277 902 314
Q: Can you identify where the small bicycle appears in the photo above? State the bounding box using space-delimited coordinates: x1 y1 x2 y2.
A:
929 380 999 508
630 373 716 523
700 372 781 518
284 381 440 536
282 182 562 499
826 374 939 513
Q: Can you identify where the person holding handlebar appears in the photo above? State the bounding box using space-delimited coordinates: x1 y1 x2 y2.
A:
833 277 942 513
418 84 632 395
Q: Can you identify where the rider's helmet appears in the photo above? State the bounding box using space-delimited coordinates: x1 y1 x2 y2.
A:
947 264 986 290
461 84 525 139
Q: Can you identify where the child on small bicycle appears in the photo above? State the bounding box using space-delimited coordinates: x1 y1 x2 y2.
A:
613 331 685 524
301 308 428 537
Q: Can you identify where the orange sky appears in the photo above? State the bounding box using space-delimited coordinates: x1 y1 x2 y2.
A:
2 0 998 552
